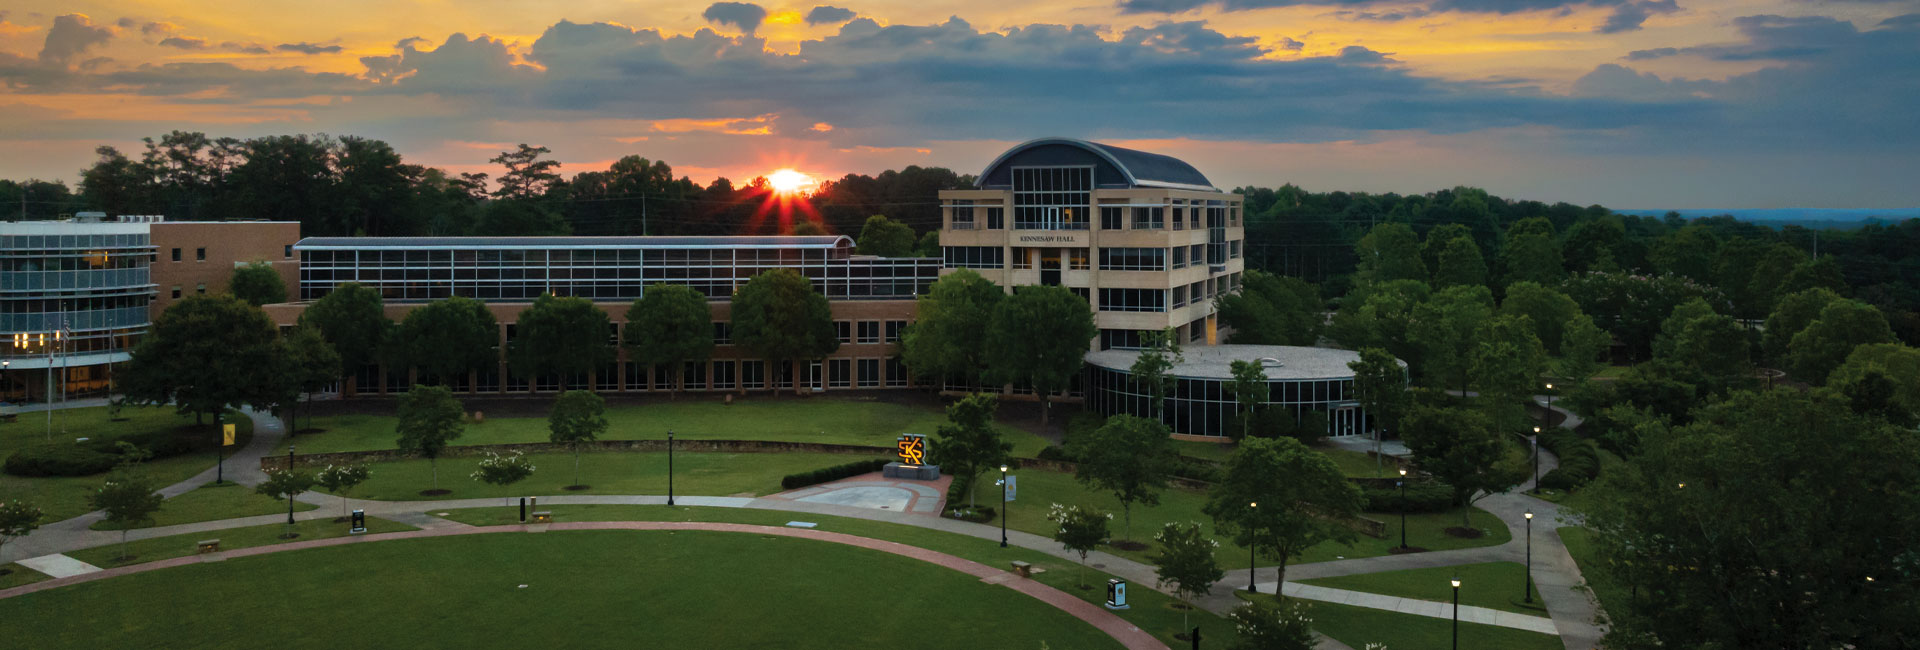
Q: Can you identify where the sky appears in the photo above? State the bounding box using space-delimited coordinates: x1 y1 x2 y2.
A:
0 0 1916 209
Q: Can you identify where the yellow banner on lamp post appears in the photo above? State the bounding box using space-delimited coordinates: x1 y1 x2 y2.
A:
222 423 236 447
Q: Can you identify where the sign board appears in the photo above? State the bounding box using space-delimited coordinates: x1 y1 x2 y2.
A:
350 509 366 534
1106 579 1129 609
221 424 236 447
896 434 927 466
1005 475 1017 501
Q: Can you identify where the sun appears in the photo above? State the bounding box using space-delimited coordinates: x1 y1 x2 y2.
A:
767 168 814 195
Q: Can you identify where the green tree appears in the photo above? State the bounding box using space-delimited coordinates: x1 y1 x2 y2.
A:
1327 279 1430 367
1348 347 1407 465
1047 503 1112 588
1499 282 1580 353
1401 404 1526 527
297 282 392 384
984 285 1096 425
509 294 614 380
854 215 917 257
1826 343 1920 420
1761 287 1843 361
1578 391 1920 649
0 500 43 566
913 230 940 257
229 261 287 306
1555 314 1611 383
1225 359 1270 441
1433 235 1488 288
1780 255 1847 296
1787 300 1896 385
90 473 163 561
1226 600 1318 650
1069 415 1175 543
489 144 562 199
1500 232 1564 288
1352 222 1426 285
1421 223 1472 275
391 296 499 386
1204 437 1364 589
395 384 465 492
314 464 371 520
623 285 714 396
899 269 1003 386
548 390 608 488
1151 521 1225 633
474 199 569 236
732 269 840 394
471 451 536 494
1129 328 1183 421
278 325 342 433
119 295 282 424
1410 284 1495 392
1647 224 1720 281
1472 314 1549 413
930 393 1007 509
1217 271 1323 346
254 468 316 539
1656 300 1752 391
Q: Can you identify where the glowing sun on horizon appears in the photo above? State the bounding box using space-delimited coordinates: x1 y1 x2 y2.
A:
768 168 815 195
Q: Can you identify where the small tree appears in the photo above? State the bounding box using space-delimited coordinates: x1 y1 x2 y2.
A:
1068 414 1174 544
314 464 372 520
549 390 608 489
985 285 1097 425
732 269 840 394
1402 404 1528 528
278 325 341 433
1227 599 1319 650
255 468 317 539
855 215 917 257
472 450 536 502
623 284 714 397
1348 347 1407 473
0 500 44 568
1204 437 1365 591
1225 360 1269 441
930 393 1008 509
395 384 466 492
90 473 164 562
1152 521 1225 633
1130 328 1183 422
509 294 615 381
1048 503 1112 589
390 296 499 387
230 260 288 306
297 282 392 388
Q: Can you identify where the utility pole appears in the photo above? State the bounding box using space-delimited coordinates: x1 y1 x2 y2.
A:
642 194 648 236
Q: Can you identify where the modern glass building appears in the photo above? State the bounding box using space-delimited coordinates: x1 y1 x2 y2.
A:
0 217 157 400
1085 344 1390 439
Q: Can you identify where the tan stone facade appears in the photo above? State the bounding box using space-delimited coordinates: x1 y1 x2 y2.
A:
149 221 301 314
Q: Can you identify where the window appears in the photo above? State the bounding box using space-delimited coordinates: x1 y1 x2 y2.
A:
857 321 881 344
1012 249 1033 270
1012 166 1092 230
1173 286 1188 308
1098 248 1167 271
985 207 1004 230
713 321 732 345
1068 249 1089 271
1098 288 1166 312
1230 240 1243 259
171 248 181 262
835 321 853 344
942 246 1003 269
886 358 909 387
171 286 181 299
284 245 293 258
884 320 906 343
742 360 766 389
951 200 975 229
682 362 708 391
712 360 736 390
196 247 206 261
1131 207 1163 230
1100 329 1147 350
654 365 673 391
1190 318 1207 343
625 362 646 391
1171 201 1187 230
196 283 206 294
828 359 851 388
1172 246 1188 269
1101 207 1123 230
857 359 881 387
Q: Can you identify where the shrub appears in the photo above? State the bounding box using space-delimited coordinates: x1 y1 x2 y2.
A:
1361 479 1456 513
1035 445 1075 462
1538 468 1582 491
1537 429 1602 489
3 444 121 477
1171 456 1223 483
779 458 890 490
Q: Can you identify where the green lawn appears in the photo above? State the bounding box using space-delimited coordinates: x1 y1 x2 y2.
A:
1557 526 1626 623
996 468 1510 570
1317 445 1402 478
67 516 418 569
1301 561 1548 616
282 397 1051 456
0 406 253 522
89 481 318 531
1171 439 1234 462
1283 598 1564 650
437 504 1237 646
16 530 1129 650
0 563 49 589
345 451 886 500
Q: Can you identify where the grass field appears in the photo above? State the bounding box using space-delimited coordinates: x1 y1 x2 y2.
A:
13 530 1130 650
436 504 1237 646
1557 526 1626 624
344 451 885 500
0 563 48 589
1318 445 1403 478
0 406 253 522
89 481 318 531
280 397 1051 456
1301 561 1548 616
1284 598 1564 650
67 516 419 569
992 468 1510 570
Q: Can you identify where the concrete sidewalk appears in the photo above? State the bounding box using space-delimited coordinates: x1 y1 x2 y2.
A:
1262 581 1560 635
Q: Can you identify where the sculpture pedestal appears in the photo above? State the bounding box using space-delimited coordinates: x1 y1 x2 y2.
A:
882 462 941 481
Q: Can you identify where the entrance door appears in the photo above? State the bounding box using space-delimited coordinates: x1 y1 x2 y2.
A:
1040 249 1062 286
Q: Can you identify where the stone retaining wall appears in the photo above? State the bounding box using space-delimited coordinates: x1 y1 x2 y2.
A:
263 439 897 472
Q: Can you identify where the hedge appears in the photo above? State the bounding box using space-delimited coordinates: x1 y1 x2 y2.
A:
1035 445 1222 483
4 431 203 478
1361 479 1456 513
778 458 891 490
1537 430 1602 490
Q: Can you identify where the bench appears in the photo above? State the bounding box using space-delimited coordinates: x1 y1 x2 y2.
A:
1009 560 1033 577
196 539 221 554
531 511 554 524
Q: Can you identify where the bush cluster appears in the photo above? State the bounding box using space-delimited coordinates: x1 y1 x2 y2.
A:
4 431 201 478
1036 444 1221 483
1361 479 1456 513
778 458 890 490
1537 430 1602 491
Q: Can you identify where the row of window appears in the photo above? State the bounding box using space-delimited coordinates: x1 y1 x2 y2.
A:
300 257 940 302
1098 288 1167 313
350 357 910 394
942 246 1005 269
303 248 840 267
1087 366 1369 438
1099 248 1166 271
0 234 151 251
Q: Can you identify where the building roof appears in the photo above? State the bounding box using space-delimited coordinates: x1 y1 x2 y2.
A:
1085 344 1390 381
975 138 1219 192
294 235 856 250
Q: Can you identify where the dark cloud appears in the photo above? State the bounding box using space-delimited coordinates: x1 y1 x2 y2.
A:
1336 45 1394 62
39 14 115 66
138 21 178 36
277 42 344 54
1882 13 1920 27
1596 0 1678 33
1120 0 1679 32
116 17 136 29
804 6 857 25
1619 14 1862 61
1278 36 1305 50
222 42 271 55
158 36 208 50
1625 46 1677 60
1333 8 1435 21
703 2 768 34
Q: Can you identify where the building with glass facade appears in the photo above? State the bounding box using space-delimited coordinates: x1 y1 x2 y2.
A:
1085 344 1392 439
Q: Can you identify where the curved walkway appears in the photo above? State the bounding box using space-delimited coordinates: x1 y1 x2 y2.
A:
0 521 1169 650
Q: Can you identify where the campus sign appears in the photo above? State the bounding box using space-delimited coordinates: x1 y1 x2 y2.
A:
1015 233 1084 245
896 434 927 466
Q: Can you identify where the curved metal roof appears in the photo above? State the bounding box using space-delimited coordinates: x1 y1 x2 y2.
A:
976 137 1219 192
294 235 856 250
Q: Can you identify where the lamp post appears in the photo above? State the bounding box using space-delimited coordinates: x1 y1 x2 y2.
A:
286 445 297 525
1530 426 1541 494
999 464 1009 547
666 430 676 506
1247 501 1258 593
1544 383 1554 427
1523 510 1535 604
1451 577 1461 650
1397 468 1408 550
2 359 9 402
